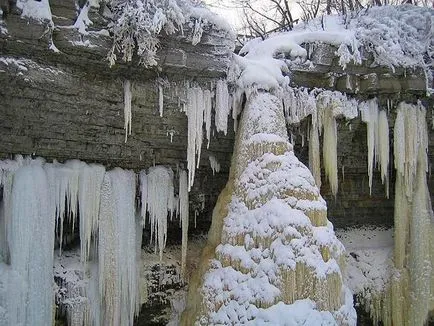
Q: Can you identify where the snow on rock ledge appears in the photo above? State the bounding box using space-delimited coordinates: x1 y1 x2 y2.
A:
231 5 433 97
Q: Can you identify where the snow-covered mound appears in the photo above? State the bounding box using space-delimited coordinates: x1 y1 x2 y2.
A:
182 91 356 325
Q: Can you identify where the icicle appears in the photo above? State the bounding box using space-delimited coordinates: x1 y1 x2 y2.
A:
208 155 221 175
78 164 105 265
147 166 175 260
140 171 148 227
167 130 175 143
185 87 205 190
7 162 55 326
215 79 230 135
322 109 338 197
342 165 345 182
159 84 164 117
309 124 321 188
195 88 204 169
179 170 189 280
378 110 389 198
360 99 389 197
204 89 212 148
98 169 140 326
124 80 132 143
44 162 79 254
360 99 379 196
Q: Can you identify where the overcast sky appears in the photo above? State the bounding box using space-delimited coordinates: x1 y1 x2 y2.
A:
203 0 244 30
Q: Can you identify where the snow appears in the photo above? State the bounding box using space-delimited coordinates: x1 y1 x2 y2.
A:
16 0 53 22
336 227 393 325
0 57 28 71
107 0 234 67
249 300 337 325
337 227 393 297
229 6 432 128
74 2 93 35
189 6 234 36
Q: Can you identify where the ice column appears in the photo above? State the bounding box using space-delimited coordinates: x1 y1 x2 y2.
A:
7 162 55 326
392 102 433 326
98 169 141 326
179 170 189 279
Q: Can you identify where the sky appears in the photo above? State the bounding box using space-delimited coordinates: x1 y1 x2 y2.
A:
203 0 244 30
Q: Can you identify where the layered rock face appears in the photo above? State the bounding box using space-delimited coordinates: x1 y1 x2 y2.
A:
0 0 235 234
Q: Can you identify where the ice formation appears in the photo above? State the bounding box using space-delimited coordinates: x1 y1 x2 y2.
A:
182 92 356 325
203 89 212 148
159 84 164 117
215 79 230 135
146 166 176 260
98 169 141 326
282 88 358 196
124 80 132 142
184 87 204 190
208 155 221 175
390 102 433 326
0 158 146 326
360 99 390 197
344 102 434 326
6 161 55 326
179 170 189 279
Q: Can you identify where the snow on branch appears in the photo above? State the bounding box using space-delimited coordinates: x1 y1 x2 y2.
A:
107 0 233 67
107 0 186 67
